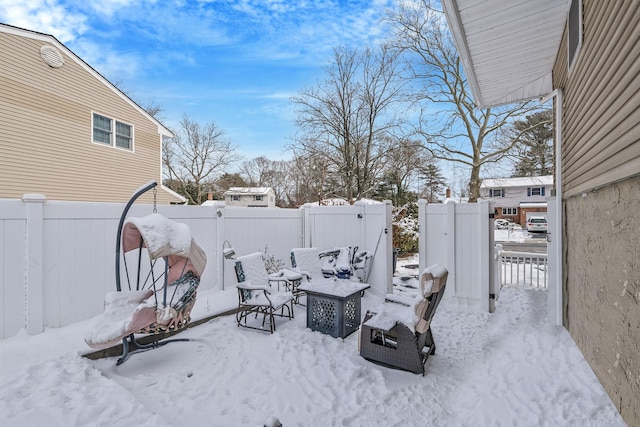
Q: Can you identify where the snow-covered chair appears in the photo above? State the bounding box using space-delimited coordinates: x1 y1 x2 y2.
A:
234 252 297 333
359 264 448 375
84 181 207 365
291 248 329 282
318 246 373 281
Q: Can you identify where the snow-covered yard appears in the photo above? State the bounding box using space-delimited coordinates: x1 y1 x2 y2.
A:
0 257 626 427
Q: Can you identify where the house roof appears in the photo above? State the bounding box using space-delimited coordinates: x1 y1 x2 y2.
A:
0 23 173 138
442 0 568 108
224 187 273 196
481 175 554 188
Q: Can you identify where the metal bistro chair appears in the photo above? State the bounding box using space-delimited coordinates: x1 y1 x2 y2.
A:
234 252 296 333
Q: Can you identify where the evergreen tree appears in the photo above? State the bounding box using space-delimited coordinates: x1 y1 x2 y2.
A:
510 110 553 177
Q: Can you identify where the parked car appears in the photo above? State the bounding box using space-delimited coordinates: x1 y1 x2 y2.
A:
495 219 509 229
495 218 517 230
526 216 548 233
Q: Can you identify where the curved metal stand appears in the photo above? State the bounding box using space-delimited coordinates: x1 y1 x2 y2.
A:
116 333 190 365
115 180 157 292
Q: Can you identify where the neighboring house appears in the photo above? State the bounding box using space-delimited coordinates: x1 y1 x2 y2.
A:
479 176 553 224
223 187 276 207
0 24 185 204
443 0 639 424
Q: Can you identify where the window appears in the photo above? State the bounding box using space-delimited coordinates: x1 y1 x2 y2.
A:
527 187 546 196
502 208 518 215
254 195 264 201
489 188 505 197
231 195 240 201
568 0 582 71
92 113 133 150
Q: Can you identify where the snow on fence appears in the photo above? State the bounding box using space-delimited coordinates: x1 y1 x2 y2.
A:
496 246 548 289
0 196 393 339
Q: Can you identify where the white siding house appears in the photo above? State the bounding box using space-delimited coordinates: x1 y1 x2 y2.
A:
479 176 553 224
223 187 276 208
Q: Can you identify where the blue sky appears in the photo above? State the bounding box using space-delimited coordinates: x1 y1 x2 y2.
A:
0 0 394 162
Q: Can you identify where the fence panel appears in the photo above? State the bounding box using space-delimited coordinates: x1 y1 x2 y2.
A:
43 202 123 328
305 201 393 296
223 207 304 264
1 196 392 338
419 201 491 311
0 200 27 338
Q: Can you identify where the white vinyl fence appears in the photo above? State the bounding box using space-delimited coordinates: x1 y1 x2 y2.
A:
0 196 392 339
418 200 495 312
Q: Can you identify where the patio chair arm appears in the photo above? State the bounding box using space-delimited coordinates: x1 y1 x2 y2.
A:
291 268 311 281
236 282 271 293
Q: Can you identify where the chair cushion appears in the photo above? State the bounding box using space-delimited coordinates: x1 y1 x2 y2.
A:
363 294 422 333
236 252 271 286
291 248 325 279
245 289 294 308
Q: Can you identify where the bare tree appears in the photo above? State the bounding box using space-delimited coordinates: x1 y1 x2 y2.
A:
239 156 293 207
111 80 165 121
376 137 428 205
387 0 544 202
286 151 333 206
291 45 404 202
163 115 239 205
240 156 275 186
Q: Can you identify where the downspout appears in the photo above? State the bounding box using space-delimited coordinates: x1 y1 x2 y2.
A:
542 88 563 326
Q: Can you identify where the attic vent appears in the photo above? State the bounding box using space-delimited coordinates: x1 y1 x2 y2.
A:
40 45 64 68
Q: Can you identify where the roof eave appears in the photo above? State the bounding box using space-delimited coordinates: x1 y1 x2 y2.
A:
442 0 486 107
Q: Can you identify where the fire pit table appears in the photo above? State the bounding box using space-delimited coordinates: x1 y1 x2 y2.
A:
298 280 370 338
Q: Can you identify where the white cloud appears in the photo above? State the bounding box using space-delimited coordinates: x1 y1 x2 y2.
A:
0 0 88 43
87 0 140 18
71 39 141 83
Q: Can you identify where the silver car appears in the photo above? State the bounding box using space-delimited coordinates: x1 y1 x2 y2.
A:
526 216 548 233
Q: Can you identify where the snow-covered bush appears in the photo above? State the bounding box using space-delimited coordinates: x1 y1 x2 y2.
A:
392 203 418 256
263 245 286 274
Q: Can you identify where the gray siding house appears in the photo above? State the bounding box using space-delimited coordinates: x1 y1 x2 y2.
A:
223 187 276 208
480 176 553 225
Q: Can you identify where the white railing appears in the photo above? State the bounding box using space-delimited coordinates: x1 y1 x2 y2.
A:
496 247 548 289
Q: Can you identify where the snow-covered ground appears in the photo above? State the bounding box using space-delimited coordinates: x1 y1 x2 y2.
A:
0 256 625 427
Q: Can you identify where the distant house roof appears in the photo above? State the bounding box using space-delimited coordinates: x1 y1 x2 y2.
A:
223 187 273 196
481 176 554 188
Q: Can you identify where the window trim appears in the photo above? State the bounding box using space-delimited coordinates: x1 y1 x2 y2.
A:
92 112 135 152
527 186 546 197
567 0 583 73
489 188 505 198
502 207 518 216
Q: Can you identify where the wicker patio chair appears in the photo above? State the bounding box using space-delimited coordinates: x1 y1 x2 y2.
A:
359 264 448 375
234 252 296 333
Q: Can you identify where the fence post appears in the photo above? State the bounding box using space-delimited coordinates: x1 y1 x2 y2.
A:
22 194 46 335
445 202 456 296
302 204 312 247
479 201 491 312
417 199 428 274
213 202 227 290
